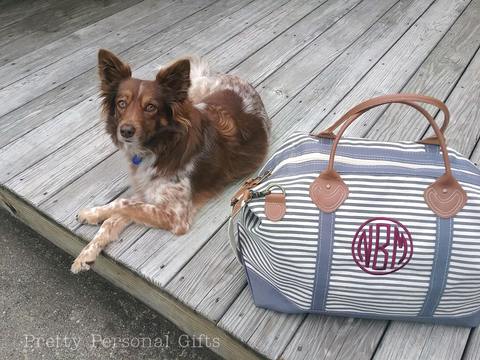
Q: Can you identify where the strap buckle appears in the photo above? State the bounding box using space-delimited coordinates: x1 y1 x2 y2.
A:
250 184 285 199
230 171 271 214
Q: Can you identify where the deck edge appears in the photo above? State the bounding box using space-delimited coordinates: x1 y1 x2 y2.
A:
0 184 265 360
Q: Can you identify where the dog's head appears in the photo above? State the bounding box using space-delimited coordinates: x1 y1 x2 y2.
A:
97 49 192 150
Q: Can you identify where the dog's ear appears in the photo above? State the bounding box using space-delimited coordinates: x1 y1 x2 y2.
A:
156 59 191 103
98 49 131 92
98 49 131 118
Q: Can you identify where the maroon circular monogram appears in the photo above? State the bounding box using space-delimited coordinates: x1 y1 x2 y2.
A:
351 217 413 275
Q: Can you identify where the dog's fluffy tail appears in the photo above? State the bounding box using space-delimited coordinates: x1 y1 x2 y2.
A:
189 55 210 80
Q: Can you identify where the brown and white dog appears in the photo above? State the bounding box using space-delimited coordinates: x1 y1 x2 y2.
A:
71 49 270 273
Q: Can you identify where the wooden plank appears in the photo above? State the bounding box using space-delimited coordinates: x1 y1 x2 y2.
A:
281 316 386 360
164 0 437 335
0 2 176 133
471 143 480 165
115 0 283 77
0 0 50 31
0 0 175 89
0 0 354 150
218 288 269 343
373 323 437 360
165 224 245 322
0 0 254 184
0 0 358 156
217 288 304 360
246 313 304 359
373 323 469 360
218 0 471 358
366 0 480 145
209 0 361 74
0 0 337 154
0 0 215 116
233 0 396 95
0 187 264 360
0 1 317 147
40 152 129 230
0 99 101 184
1 0 283 151
0 0 79 46
0 0 251 149
0 0 142 66
422 47 480 155
463 328 480 360
5 124 116 204
0 66 100 149
308 0 472 138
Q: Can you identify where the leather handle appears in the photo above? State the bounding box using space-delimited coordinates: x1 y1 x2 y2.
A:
317 94 450 145
310 94 467 218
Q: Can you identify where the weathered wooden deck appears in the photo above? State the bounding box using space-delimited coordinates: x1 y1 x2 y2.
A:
1 0 480 358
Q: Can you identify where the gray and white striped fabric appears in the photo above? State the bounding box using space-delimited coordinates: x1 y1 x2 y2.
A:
237 132 480 326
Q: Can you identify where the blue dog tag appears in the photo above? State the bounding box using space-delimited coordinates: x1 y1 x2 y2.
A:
132 154 143 165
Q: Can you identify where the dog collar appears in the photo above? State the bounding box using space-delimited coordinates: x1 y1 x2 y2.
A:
132 154 143 165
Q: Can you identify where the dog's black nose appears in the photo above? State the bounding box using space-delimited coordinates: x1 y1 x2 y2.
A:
120 124 135 138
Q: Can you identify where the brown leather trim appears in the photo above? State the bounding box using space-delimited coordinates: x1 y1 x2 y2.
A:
309 169 349 213
265 193 286 221
311 94 467 217
231 188 251 217
424 173 468 218
230 172 271 217
316 94 449 143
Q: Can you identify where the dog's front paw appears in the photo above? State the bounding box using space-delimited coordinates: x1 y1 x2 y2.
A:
71 248 97 274
71 259 91 274
76 207 103 225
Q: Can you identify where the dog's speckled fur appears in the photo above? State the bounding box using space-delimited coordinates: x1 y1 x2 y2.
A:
71 50 270 273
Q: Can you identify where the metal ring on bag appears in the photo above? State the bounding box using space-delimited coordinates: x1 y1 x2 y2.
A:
251 184 286 199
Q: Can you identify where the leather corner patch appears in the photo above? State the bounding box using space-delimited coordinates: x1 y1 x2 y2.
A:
424 174 467 218
310 171 349 213
265 193 286 221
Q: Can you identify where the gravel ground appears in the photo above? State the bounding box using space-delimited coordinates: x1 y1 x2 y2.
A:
0 208 221 360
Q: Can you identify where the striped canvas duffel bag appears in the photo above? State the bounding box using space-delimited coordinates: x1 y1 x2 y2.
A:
229 94 480 326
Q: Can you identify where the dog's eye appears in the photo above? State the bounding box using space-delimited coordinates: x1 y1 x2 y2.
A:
145 104 157 113
117 100 127 109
